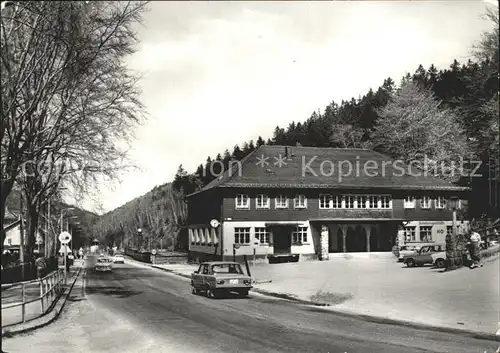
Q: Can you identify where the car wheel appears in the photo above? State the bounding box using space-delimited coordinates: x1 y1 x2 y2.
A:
435 258 445 268
406 259 416 268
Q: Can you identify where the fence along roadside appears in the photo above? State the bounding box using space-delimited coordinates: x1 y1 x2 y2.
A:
1 268 64 325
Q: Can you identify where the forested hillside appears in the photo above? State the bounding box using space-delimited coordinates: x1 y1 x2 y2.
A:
93 184 187 250
93 7 499 249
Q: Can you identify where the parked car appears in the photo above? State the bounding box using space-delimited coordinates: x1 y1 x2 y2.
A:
94 257 113 272
113 255 125 264
397 245 421 262
191 261 253 298
403 244 446 268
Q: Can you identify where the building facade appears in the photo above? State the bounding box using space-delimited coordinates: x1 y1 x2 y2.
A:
3 220 22 251
2 209 43 253
186 145 470 262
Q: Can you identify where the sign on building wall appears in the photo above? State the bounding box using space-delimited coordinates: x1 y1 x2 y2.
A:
433 225 447 244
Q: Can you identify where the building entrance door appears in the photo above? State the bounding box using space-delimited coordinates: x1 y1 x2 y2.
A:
273 227 292 254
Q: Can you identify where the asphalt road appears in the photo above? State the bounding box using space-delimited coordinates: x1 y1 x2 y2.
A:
2 261 499 353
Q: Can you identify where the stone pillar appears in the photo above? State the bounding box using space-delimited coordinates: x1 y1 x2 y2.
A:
365 225 371 252
446 210 464 270
340 225 347 253
319 225 329 261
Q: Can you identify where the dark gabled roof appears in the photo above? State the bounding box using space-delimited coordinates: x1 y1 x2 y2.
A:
187 145 470 197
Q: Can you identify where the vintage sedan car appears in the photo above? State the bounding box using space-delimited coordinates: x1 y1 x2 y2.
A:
397 245 421 262
403 244 446 268
94 257 113 272
113 255 125 264
430 251 447 268
191 261 252 298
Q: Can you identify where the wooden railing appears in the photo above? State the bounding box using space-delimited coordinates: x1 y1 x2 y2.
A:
1 269 64 324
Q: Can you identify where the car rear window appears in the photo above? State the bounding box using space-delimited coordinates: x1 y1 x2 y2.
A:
211 264 244 274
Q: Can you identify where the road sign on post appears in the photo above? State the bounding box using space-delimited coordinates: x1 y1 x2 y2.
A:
59 231 72 244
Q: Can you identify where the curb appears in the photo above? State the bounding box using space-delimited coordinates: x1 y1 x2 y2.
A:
251 288 332 307
252 288 499 342
1 265 84 338
146 261 499 342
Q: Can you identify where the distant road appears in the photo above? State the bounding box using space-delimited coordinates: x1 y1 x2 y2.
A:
2 262 498 353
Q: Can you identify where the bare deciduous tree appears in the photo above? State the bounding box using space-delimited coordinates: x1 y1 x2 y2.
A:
1 1 148 252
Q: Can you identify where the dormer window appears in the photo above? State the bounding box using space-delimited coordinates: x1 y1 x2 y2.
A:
235 194 250 209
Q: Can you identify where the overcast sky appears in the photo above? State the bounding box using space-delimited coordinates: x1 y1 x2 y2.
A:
84 1 495 213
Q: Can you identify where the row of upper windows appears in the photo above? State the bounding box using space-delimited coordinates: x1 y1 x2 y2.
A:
403 197 462 209
235 194 392 210
235 194 307 209
235 194 462 210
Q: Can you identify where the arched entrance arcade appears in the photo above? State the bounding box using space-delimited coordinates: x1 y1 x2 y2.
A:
314 222 396 254
346 226 367 252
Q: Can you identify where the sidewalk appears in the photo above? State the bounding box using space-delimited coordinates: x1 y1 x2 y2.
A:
1 261 83 330
150 253 500 336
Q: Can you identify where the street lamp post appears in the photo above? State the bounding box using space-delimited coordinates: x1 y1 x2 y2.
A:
137 228 142 250
60 208 75 234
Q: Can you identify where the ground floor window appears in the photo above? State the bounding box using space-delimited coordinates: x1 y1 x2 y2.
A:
404 226 416 242
234 227 250 244
420 226 433 242
254 227 270 244
446 226 453 236
292 226 308 244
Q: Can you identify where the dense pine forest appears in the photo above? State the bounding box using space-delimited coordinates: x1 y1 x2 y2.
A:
93 8 499 250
